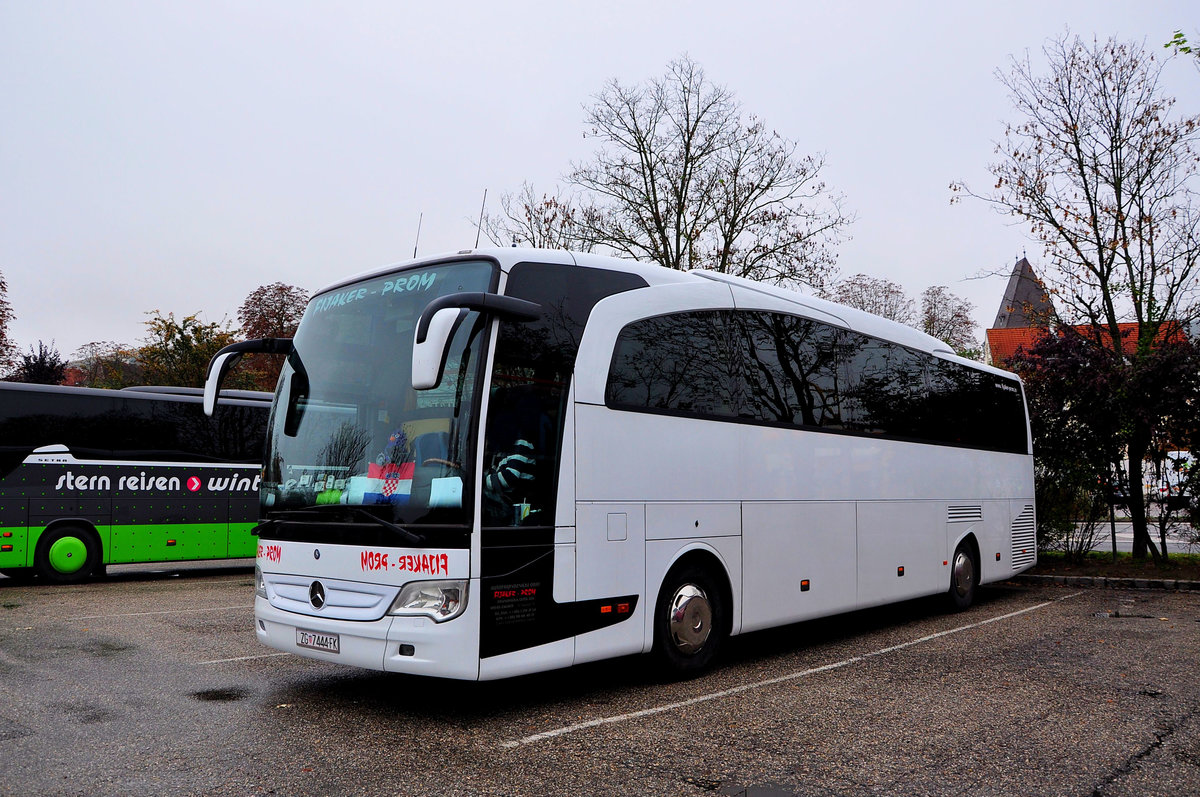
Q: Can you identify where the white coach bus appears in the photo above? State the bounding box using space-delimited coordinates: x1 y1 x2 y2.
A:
205 248 1035 680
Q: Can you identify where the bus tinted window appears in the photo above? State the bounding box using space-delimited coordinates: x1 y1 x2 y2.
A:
606 309 1028 455
876 343 930 440
837 333 893 435
607 311 739 419
737 312 841 428
926 360 1026 454
0 387 265 463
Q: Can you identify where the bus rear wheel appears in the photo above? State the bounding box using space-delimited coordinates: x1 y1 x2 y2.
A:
652 561 727 677
946 540 978 611
35 526 101 584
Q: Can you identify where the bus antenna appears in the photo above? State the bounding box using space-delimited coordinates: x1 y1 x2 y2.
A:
413 212 423 259
475 189 487 248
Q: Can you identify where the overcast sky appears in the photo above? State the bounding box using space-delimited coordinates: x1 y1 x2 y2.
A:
2 1 1197 359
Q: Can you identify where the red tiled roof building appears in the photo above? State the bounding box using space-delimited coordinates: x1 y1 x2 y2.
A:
985 257 1055 367
985 257 1188 367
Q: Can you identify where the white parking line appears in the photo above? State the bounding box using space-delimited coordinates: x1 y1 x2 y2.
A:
500 592 1083 749
198 652 291 665
63 605 252 621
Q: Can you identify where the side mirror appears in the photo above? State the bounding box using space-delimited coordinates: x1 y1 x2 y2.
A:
203 351 243 416
203 338 294 416
413 307 469 390
411 292 540 390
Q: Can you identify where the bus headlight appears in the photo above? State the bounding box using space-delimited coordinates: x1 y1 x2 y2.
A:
388 580 468 623
254 565 267 599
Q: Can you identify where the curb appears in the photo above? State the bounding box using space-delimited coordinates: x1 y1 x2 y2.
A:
1011 573 1200 591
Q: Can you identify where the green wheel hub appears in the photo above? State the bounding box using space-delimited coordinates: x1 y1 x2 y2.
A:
47 535 88 574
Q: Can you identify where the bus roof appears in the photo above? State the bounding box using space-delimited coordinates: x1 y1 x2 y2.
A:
310 247 1017 379
0 381 273 406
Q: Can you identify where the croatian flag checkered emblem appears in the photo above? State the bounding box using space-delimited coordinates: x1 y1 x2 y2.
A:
367 462 414 504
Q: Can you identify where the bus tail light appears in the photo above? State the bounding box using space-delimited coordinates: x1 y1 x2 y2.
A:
388 580 468 623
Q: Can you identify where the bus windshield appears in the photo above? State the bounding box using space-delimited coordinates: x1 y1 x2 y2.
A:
262 260 495 528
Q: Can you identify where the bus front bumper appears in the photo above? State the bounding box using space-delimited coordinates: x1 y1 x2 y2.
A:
254 592 481 680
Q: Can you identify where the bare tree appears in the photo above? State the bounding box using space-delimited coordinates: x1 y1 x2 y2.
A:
953 32 1200 559
568 56 851 290
480 182 595 251
954 34 1200 345
826 274 915 324
920 286 980 357
0 270 16 374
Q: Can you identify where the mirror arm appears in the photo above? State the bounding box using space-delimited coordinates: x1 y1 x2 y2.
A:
206 337 295 370
415 293 540 344
203 338 295 416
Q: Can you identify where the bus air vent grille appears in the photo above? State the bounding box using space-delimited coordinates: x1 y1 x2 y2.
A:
947 505 983 523
1010 505 1036 569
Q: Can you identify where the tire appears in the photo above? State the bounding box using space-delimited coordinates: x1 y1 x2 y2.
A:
652 561 728 677
35 526 101 584
946 540 978 611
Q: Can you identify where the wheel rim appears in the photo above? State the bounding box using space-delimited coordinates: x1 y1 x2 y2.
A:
667 583 712 655
48 535 88 575
952 550 975 598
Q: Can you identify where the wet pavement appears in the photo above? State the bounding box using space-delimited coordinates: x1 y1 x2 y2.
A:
1 568 1198 796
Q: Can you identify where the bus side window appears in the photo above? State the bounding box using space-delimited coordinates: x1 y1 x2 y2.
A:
606 311 739 420
736 311 841 429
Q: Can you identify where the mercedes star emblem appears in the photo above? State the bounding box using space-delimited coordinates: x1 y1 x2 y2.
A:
309 581 326 609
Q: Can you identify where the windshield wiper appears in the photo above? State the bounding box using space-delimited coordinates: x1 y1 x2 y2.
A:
260 506 425 545
341 506 424 545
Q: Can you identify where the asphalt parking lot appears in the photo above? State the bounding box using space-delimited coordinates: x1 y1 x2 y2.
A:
1 567 1198 797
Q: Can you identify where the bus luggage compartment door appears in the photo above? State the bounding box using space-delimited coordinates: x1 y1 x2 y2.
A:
574 503 645 664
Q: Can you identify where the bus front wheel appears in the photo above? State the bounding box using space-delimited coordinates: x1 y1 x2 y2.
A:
652 561 727 677
35 526 101 584
946 540 978 611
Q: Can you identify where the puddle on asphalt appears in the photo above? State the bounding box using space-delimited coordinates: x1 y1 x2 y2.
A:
190 687 250 702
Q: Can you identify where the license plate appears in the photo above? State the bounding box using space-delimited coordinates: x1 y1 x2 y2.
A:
296 628 340 654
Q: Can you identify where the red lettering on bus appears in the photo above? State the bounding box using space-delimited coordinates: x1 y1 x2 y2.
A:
393 552 451 576
257 544 281 563
360 550 388 571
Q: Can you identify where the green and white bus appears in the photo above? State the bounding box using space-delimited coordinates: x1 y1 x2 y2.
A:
0 382 270 583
